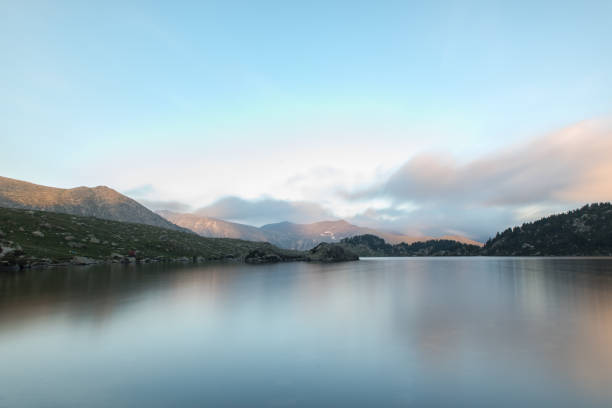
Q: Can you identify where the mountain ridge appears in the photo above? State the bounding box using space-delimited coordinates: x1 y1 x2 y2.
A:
159 210 481 250
260 220 482 247
157 210 275 242
0 176 186 232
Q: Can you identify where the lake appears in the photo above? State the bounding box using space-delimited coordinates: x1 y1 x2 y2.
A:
1 257 612 407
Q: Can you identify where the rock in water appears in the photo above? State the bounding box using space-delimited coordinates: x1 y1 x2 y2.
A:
245 249 283 264
308 243 359 263
245 243 359 264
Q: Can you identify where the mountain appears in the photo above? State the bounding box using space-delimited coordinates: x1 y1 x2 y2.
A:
481 203 612 256
158 211 481 250
340 234 481 257
0 207 355 269
0 176 185 232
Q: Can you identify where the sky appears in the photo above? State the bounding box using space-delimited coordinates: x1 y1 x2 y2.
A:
1 0 611 241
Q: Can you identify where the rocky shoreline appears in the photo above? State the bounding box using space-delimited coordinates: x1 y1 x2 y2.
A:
0 251 242 272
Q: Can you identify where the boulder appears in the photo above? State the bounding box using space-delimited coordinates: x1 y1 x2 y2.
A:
1 245 15 256
245 249 283 264
71 256 98 265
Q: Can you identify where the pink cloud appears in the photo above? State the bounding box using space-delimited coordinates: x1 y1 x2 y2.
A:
364 117 612 207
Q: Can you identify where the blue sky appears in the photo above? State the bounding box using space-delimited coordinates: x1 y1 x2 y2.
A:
1 1 611 240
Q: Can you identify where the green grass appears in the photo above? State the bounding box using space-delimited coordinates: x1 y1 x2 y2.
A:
0 207 302 265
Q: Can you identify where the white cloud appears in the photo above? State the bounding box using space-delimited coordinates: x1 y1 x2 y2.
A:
107 117 612 241
340 117 612 240
196 196 335 226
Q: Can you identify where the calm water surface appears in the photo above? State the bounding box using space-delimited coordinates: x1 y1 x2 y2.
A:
1 257 612 407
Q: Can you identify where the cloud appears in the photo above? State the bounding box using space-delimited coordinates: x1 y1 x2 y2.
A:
196 196 335 226
354 118 612 207
340 117 612 241
348 204 518 242
123 184 156 198
123 184 192 212
137 199 192 213
118 117 612 241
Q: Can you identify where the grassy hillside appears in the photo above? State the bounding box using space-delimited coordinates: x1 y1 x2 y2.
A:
0 207 304 268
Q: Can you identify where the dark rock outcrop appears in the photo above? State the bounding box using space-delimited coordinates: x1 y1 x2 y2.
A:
245 249 289 264
307 243 359 262
244 243 358 264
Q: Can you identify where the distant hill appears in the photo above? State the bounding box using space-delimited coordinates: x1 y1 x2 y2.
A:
158 210 274 242
260 220 480 250
340 234 481 257
261 220 419 249
0 176 185 232
482 203 612 256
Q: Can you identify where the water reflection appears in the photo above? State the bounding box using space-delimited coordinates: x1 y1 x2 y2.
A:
1 258 612 407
